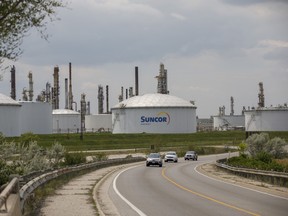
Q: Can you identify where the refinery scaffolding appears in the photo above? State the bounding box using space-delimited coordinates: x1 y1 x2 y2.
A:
156 63 169 94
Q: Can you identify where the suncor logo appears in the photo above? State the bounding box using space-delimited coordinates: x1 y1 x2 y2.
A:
140 112 170 125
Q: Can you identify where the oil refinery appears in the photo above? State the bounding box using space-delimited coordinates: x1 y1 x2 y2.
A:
0 63 287 136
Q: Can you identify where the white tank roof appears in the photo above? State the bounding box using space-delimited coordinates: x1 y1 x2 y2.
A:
53 109 80 115
0 93 20 106
113 93 196 108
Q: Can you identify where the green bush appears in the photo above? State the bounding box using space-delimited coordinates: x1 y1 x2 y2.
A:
63 153 86 165
226 156 286 172
256 151 272 164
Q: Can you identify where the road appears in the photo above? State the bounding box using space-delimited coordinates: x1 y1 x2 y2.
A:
108 153 288 216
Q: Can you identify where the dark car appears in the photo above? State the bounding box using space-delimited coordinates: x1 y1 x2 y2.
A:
146 153 163 167
184 151 198 161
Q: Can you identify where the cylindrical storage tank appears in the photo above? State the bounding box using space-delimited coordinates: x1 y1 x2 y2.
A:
19 101 52 134
245 108 288 131
213 115 245 130
85 114 112 132
111 93 197 134
0 93 21 137
52 109 81 133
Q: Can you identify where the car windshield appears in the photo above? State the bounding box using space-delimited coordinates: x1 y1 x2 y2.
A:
167 152 176 155
187 151 195 154
148 153 160 158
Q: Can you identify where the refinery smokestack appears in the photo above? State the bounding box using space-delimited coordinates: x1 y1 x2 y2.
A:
106 85 109 113
65 78 68 109
53 66 60 109
28 71 34 101
10 66 16 100
118 86 124 102
98 85 104 114
258 82 265 108
230 96 234 116
69 62 73 110
135 66 139 96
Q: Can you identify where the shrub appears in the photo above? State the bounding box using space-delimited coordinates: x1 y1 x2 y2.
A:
63 153 86 166
255 151 272 164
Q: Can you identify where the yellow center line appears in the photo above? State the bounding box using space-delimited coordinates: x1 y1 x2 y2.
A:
162 167 260 216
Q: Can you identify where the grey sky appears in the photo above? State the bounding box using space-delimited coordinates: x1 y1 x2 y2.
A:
1 0 288 118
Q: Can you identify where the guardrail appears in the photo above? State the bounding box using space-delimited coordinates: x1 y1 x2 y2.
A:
0 178 19 213
215 159 288 187
0 156 144 215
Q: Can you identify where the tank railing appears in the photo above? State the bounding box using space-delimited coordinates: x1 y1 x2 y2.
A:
0 177 19 212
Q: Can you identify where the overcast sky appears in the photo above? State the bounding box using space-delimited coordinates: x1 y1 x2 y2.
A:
1 0 288 118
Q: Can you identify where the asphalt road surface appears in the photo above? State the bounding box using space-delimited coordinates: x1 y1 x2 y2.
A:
109 153 288 216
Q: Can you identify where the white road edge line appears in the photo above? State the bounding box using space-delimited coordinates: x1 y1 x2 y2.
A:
194 162 288 201
113 165 147 216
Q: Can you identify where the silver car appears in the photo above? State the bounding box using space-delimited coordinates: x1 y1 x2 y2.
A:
146 153 163 167
164 151 178 163
184 151 198 161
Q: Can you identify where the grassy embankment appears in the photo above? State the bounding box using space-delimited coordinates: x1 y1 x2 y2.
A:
6 131 288 153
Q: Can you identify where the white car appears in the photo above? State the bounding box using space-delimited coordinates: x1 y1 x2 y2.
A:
164 151 178 163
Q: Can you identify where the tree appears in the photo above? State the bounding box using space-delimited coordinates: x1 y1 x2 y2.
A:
0 0 65 64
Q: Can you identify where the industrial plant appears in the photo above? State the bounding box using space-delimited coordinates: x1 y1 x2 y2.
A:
0 63 287 137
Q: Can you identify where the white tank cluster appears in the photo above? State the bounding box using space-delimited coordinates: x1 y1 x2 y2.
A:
52 109 80 133
0 93 52 136
244 82 288 132
111 93 197 134
0 93 21 137
245 107 288 132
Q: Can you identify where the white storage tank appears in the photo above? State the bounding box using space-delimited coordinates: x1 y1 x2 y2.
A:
85 114 112 132
245 108 288 131
0 93 21 137
52 109 81 133
111 93 197 134
19 101 52 134
213 115 245 131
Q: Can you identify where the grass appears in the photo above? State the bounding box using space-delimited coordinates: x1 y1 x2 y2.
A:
5 131 288 152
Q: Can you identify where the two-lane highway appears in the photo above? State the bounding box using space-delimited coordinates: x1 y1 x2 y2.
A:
108 153 288 216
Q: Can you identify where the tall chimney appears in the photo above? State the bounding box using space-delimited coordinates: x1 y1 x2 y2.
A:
28 72 34 101
65 78 68 109
10 66 16 100
258 82 265 108
69 62 73 110
53 66 60 109
98 85 104 114
135 66 139 96
230 96 234 116
106 85 109 113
